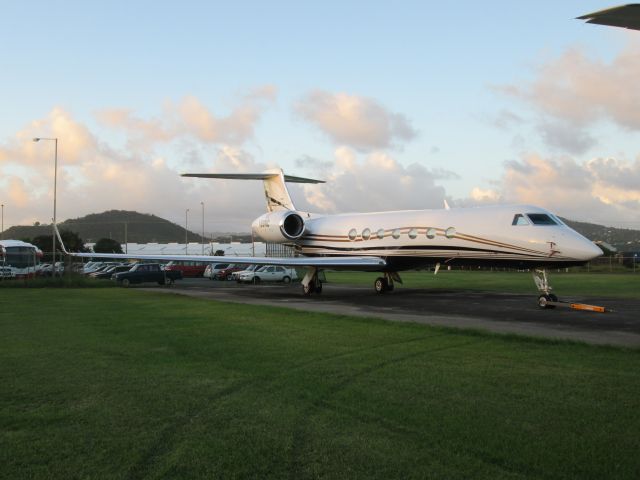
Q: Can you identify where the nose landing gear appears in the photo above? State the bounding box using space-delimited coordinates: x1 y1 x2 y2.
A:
533 269 558 309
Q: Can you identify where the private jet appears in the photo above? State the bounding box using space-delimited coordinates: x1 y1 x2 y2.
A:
57 170 603 308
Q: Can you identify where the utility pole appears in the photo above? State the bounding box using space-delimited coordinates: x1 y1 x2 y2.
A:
201 201 205 255
33 137 58 275
185 209 189 254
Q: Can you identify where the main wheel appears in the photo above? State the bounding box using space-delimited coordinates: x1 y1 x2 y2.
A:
315 282 322 294
302 283 314 295
538 294 556 309
374 277 388 294
253 277 260 284
282 276 291 284
122 278 130 288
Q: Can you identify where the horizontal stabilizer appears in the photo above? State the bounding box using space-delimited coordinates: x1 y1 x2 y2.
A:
181 173 325 184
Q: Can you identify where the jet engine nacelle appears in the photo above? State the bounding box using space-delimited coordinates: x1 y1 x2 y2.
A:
251 210 306 242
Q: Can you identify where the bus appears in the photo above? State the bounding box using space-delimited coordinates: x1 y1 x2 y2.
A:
0 240 43 279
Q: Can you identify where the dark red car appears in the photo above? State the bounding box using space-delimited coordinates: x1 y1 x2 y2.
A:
216 265 244 280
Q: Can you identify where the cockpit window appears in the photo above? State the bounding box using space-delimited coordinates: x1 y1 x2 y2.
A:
526 213 558 225
512 214 530 226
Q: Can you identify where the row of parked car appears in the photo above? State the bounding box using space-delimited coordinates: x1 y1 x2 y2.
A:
204 263 298 284
81 261 183 286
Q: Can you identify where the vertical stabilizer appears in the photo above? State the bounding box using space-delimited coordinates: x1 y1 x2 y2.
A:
263 169 295 212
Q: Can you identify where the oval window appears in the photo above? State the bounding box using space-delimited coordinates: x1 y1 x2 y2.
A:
362 228 371 240
426 228 436 239
408 228 417 239
348 228 357 241
392 229 401 239
377 228 385 239
445 227 456 239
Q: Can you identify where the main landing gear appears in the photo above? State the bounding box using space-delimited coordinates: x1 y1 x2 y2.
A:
301 267 323 295
532 269 558 309
374 272 402 294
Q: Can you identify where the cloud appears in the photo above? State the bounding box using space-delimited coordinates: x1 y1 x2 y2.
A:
535 120 597 155
294 147 446 213
468 153 640 227
295 90 417 151
497 44 640 129
96 86 277 146
0 107 278 231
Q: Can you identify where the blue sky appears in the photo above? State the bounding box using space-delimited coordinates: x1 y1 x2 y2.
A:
1 1 639 231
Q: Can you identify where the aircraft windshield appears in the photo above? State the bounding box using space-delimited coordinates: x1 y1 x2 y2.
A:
526 213 558 225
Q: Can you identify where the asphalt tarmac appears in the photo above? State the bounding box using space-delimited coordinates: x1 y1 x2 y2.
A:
143 278 640 348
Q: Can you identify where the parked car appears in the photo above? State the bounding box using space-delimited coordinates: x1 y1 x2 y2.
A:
0 266 15 279
237 265 297 284
91 264 133 279
113 263 182 287
230 264 260 281
203 263 233 280
164 260 208 278
216 265 245 280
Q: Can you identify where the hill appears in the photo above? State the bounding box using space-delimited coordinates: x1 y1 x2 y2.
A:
3 210 210 244
561 218 640 252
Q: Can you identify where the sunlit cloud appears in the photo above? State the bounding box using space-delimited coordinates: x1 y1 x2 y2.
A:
295 90 417 151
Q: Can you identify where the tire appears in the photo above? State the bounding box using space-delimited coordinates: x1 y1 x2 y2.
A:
282 276 291 284
122 278 130 288
302 283 314 295
253 277 260 284
374 277 388 294
538 294 556 309
315 282 322 294
167 278 174 286
158 280 165 285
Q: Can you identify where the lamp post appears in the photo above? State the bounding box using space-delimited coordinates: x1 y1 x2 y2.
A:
634 254 637 274
1 203 4 240
200 202 205 255
33 137 58 275
185 209 189 254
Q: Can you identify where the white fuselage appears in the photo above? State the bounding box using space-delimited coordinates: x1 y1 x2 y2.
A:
254 204 602 270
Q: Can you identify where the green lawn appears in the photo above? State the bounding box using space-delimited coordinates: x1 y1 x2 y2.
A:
325 270 640 298
1 289 639 479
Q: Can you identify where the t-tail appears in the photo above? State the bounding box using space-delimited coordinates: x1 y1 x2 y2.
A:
181 168 324 212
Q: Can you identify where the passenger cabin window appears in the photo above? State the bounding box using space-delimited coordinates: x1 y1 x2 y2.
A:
512 214 530 226
526 213 558 226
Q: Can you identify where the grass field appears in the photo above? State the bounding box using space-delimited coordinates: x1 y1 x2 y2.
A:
325 270 640 298
2 289 640 479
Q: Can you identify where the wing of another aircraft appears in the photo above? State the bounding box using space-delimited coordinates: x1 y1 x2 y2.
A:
577 4 640 31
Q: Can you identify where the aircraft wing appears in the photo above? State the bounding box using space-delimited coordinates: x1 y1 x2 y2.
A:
577 4 640 31
60 250 386 270
54 229 385 270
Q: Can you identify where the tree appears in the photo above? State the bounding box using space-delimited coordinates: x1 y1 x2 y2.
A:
93 238 124 254
30 229 88 262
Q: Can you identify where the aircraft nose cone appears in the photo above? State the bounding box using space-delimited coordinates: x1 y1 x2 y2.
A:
584 241 604 260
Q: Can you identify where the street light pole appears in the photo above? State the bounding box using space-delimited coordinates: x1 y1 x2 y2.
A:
1 204 4 240
200 201 205 255
33 137 58 275
185 209 189 254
